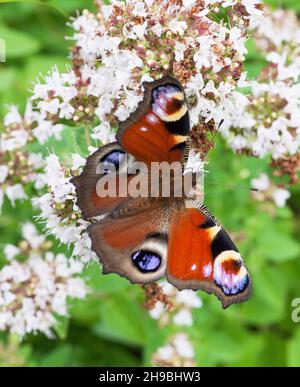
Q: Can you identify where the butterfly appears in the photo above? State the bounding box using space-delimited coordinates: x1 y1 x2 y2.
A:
72 75 251 308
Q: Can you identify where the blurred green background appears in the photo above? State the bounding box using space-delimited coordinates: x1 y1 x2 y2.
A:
0 0 300 366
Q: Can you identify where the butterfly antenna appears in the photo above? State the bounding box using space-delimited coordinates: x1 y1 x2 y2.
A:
205 181 259 192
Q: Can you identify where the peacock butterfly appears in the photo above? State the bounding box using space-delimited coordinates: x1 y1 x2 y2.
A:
72 75 251 308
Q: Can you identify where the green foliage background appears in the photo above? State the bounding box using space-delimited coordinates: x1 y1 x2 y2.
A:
0 0 300 366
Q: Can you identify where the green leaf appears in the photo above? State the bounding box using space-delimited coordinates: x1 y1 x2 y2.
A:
73 125 92 157
53 315 69 340
84 263 130 293
0 67 16 92
235 264 288 325
0 24 41 58
40 345 73 366
258 229 300 262
258 334 286 366
287 328 300 366
0 1 68 19
93 291 147 347
49 0 94 12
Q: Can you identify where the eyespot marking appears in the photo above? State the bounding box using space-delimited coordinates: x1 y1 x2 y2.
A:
213 251 249 295
132 250 162 273
99 150 125 175
152 84 187 122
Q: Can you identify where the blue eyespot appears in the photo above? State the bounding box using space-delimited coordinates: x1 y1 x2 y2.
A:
132 250 161 273
152 84 181 100
100 150 125 175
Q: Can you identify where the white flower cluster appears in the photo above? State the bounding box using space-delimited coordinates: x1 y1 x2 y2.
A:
0 223 88 338
152 333 195 367
222 8 300 162
149 281 202 327
2 100 63 149
65 0 263 139
251 173 291 208
32 66 78 124
223 80 300 159
0 102 53 211
255 8 300 55
33 153 97 263
224 0 263 28
4 222 47 261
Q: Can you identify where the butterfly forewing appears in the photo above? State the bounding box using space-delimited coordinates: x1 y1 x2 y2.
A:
117 76 190 163
72 142 134 219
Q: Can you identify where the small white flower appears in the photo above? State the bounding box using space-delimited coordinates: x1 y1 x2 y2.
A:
4 105 22 126
6 184 27 206
92 122 116 144
151 23 163 37
38 98 60 117
251 173 270 191
184 150 204 174
1 129 28 151
183 0 196 8
0 165 9 184
22 223 45 249
33 120 63 144
152 333 195 366
173 333 195 359
59 102 75 119
173 309 193 326
160 281 176 296
272 188 291 208
132 1 147 17
71 154 86 171
156 344 174 361
229 27 247 57
175 289 203 308
174 42 187 61
29 155 43 172
169 19 188 36
4 245 20 261
149 301 165 320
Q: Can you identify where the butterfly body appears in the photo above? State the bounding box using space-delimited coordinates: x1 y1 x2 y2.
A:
72 76 251 308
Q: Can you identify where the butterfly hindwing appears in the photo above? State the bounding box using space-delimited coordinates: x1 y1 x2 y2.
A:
116 75 190 163
167 200 251 308
88 199 172 283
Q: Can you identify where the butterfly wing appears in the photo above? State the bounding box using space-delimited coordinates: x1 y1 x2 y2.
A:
88 199 175 283
71 142 135 219
72 76 251 308
167 200 251 308
85 189 251 307
117 76 190 163
73 76 191 220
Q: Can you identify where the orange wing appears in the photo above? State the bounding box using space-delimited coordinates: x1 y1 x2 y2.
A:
116 76 190 163
167 200 251 308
